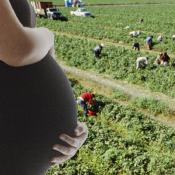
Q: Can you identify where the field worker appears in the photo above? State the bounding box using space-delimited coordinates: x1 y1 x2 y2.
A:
77 92 95 116
157 35 163 42
160 52 170 66
93 43 104 58
136 57 148 69
172 35 175 41
87 100 99 117
129 30 141 37
132 42 140 51
155 53 163 65
0 0 88 174
140 18 144 23
146 35 153 50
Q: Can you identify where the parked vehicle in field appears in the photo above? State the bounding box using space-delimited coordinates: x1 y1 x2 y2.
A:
70 8 91 17
46 8 68 21
31 1 68 21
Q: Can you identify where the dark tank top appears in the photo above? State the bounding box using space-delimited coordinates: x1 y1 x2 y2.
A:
0 1 77 175
9 0 36 27
0 54 77 175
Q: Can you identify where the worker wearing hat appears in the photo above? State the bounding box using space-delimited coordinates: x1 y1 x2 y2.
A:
93 43 104 58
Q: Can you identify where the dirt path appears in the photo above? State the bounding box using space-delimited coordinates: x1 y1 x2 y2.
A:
61 63 175 127
54 31 175 112
59 62 175 114
67 71 175 128
54 31 175 58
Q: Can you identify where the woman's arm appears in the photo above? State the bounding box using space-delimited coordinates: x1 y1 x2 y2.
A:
0 0 54 66
20 27 54 66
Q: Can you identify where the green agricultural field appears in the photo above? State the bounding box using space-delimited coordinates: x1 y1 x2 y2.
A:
46 79 175 175
48 0 175 5
35 1 175 174
37 5 175 97
53 35 175 97
38 5 175 52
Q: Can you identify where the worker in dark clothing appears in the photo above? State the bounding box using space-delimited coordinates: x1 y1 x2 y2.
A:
93 43 104 58
77 92 95 116
155 53 163 65
146 36 153 50
88 100 105 116
140 18 144 23
87 100 99 116
132 42 140 51
160 52 170 66
155 52 170 66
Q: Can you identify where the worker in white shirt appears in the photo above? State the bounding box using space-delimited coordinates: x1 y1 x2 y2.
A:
157 35 163 43
129 31 141 37
136 57 148 69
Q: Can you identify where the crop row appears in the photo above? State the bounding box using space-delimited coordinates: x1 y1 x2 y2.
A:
52 34 175 97
47 78 175 175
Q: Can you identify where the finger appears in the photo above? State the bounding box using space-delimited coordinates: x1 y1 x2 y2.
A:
52 144 77 156
51 155 71 165
59 132 88 149
59 134 80 147
75 132 88 147
74 121 88 136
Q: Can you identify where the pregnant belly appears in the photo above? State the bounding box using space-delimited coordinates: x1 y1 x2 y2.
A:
0 54 77 175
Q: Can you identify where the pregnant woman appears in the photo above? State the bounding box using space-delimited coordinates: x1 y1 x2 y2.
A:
0 0 88 174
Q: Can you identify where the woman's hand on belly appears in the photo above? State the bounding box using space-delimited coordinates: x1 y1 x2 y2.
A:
51 121 88 164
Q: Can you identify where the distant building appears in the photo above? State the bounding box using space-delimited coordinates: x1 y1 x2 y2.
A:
64 0 83 7
31 1 53 11
64 0 73 7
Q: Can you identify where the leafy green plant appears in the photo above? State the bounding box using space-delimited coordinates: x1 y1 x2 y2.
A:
132 97 170 115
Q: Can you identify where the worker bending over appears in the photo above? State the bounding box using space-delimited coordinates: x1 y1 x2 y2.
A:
172 35 175 41
93 43 104 58
157 35 163 43
129 31 141 37
146 36 153 50
77 92 95 116
155 52 170 66
136 57 148 69
132 42 140 51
